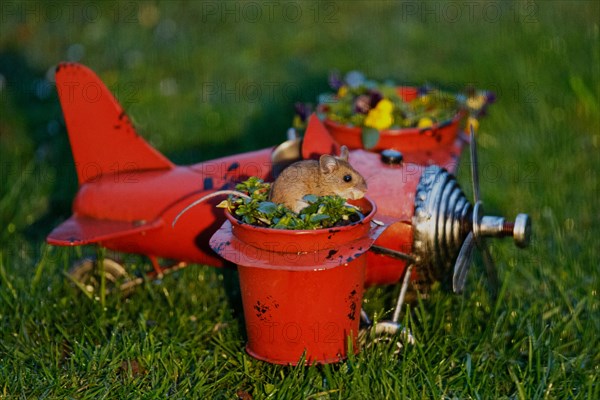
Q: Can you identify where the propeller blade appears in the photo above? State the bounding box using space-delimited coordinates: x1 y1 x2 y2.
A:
469 125 480 203
479 240 499 298
453 231 475 293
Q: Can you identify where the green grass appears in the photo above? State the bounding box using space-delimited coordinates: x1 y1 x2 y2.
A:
1 1 599 398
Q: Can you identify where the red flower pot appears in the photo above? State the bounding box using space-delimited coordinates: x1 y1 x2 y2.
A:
324 87 465 152
210 197 384 365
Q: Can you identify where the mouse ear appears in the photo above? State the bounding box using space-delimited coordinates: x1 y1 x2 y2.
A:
319 154 338 174
339 145 349 161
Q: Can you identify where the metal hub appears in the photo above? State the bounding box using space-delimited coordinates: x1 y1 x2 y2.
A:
413 166 471 282
412 165 531 284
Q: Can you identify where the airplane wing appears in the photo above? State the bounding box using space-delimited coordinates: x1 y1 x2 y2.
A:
47 214 163 246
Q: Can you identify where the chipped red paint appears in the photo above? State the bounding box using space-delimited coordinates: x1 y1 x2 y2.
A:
209 198 380 364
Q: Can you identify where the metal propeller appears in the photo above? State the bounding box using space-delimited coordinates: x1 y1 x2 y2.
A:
367 125 532 340
452 126 511 295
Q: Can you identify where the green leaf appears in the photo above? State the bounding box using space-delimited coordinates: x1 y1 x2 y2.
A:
302 194 318 204
361 127 380 149
310 214 330 223
216 200 231 209
257 201 277 214
264 383 276 395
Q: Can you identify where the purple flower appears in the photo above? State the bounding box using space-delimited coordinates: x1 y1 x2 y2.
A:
368 89 383 108
418 84 433 96
471 91 496 117
294 102 312 121
328 70 344 90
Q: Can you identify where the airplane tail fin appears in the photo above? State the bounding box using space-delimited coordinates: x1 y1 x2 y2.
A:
55 62 174 185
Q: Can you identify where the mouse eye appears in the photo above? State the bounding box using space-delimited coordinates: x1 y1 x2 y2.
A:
343 174 352 183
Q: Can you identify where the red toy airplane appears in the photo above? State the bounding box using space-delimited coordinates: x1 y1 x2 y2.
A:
47 63 279 271
47 63 530 329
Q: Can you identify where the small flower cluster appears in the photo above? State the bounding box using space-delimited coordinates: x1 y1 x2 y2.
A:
292 71 495 137
322 71 461 131
457 85 496 132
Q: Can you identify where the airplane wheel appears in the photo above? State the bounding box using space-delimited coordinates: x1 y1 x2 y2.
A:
69 257 130 296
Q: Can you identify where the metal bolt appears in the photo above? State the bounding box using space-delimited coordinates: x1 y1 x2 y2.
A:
479 213 531 248
381 149 403 165
512 214 531 248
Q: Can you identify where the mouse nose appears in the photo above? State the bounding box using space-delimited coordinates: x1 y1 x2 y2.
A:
351 189 366 199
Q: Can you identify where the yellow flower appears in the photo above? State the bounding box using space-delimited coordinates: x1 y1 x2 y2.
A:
376 98 393 113
363 98 394 130
365 108 393 130
417 117 434 129
292 115 304 129
337 85 348 98
466 94 486 110
467 116 479 132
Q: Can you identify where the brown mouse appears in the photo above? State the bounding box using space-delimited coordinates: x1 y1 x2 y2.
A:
172 146 367 227
270 145 367 213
